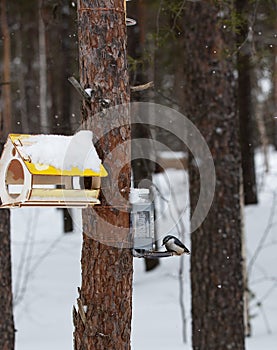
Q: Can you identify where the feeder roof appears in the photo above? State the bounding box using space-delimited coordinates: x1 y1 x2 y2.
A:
8 133 108 177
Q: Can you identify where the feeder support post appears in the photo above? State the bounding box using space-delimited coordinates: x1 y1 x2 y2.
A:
73 1 133 350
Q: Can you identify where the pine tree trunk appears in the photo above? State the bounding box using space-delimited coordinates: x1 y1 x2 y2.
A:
73 1 133 349
0 143 15 350
182 2 245 349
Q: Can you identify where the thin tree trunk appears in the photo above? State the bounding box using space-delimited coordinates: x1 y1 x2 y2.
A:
236 0 258 205
0 142 15 350
0 0 12 136
0 3 15 347
256 103 269 172
73 1 133 349
240 177 251 337
22 2 38 132
237 53 258 204
182 1 245 349
15 12 29 133
42 1 75 233
63 208 73 233
129 0 159 272
38 0 48 133
273 14 277 150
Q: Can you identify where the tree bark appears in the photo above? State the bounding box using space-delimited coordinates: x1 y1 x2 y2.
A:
182 1 245 349
73 1 133 349
0 141 15 350
236 0 258 205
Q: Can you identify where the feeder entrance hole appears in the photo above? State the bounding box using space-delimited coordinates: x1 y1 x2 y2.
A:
6 159 25 199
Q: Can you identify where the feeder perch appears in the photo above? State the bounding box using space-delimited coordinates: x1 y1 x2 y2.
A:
0 132 107 208
132 250 175 259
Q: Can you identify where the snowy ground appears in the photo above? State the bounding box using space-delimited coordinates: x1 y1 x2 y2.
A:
11 148 277 349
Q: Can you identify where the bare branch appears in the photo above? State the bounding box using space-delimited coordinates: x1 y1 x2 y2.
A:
68 76 92 103
170 0 186 33
130 81 154 92
77 298 87 325
259 304 272 335
248 191 277 277
158 171 189 343
14 210 39 306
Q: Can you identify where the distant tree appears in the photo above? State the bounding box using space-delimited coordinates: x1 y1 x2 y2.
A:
0 0 15 348
0 173 15 350
40 0 79 233
73 1 133 349
182 1 245 349
38 0 48 133
273 10 277 150
236 0 258 205
128 0 159 272
0 0 11 132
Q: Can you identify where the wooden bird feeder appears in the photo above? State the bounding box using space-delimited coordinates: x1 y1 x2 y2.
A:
0 132 107 208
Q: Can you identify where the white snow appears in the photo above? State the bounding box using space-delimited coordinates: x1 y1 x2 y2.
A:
10 148 277 349
129 188 150 204
157 151 187 159
84 88 93 97
21 130 101 173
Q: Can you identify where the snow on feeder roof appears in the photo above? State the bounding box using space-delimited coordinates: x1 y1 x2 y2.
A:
0 131 108 208
9 131 107 176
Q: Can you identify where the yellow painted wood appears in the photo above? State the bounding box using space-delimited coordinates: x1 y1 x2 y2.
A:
29 188 100 199
8 134 108 177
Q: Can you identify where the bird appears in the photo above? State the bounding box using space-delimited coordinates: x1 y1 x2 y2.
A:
162 235 190 256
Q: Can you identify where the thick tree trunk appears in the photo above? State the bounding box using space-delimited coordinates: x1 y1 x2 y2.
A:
0 142 15 350
73 1 133 349
182 2 245 349
236 0 258 205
